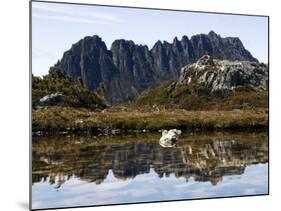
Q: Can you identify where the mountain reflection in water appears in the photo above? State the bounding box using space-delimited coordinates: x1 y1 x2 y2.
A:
32 132 268 189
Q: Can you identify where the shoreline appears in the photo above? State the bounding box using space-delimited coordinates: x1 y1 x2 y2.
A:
32 107 268 136
32 128 268 138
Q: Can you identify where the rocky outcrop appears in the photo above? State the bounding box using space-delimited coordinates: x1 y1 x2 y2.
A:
37 93 64 107
178 55 268 91
134 55 268 110
58 31 258 104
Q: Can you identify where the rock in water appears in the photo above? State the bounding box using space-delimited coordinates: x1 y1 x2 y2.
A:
159 129 182 148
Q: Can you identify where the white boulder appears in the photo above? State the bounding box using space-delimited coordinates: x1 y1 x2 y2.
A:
159 129 182 148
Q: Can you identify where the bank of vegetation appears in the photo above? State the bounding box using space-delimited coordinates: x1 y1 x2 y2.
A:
32 106 268 134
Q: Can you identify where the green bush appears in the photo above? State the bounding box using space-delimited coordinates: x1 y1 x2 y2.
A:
32 67 106 110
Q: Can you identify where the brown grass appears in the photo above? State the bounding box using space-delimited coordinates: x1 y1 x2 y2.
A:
32 106 268 133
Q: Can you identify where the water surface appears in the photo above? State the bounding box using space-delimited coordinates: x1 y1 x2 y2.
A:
32 132 268 209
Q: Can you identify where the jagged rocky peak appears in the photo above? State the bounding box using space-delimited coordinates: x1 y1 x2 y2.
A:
111 39 136 50
83 35 104 44
178 55 268 91
69 35 107 53
208 30 220 38
180 35 189 45
151 40 159 48
173 36 180 44
59 34 116 92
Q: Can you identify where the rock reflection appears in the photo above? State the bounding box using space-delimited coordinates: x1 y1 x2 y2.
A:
32 132 268 188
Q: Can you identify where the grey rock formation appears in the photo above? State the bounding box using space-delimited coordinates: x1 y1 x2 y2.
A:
59 35 118 91
178 55 268 91
57 31 258 104
110 39 156 102
37 93 64 107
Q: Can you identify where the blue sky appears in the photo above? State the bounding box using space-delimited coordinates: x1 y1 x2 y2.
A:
32 1 268 76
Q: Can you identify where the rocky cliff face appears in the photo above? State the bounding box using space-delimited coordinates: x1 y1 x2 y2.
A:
58 31 258 104
178 55 268 91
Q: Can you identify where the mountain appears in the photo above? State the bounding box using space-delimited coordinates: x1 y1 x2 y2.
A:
57 31 258 104
135 55 268 110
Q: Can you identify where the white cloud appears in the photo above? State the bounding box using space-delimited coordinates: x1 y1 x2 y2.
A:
32 3 121 25
32 13 111 25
